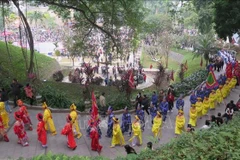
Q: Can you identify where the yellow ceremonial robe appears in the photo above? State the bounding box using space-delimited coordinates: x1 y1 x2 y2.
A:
129 121 142 145
152 116 162 138
189 108 197 127
111 123 125 146
195 101 203 118
216 88 223 104
70 110 82 138
0 102 9 128
175 115 185 135
202 99 210 115
43 108 57 134
229 78 237 89
209 93 216 109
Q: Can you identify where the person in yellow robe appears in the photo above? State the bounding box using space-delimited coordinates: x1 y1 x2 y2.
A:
0 102 9 129
189 104 197 127
42 102 57 136
225 80 231 96
129 115 142 146
209 90 217 109
110 117 125 148
175 110 185 135
195 97 203 118
216 85 223 104
152 111 162 140
229 76 237 89
69 103 82 139
222 81 229 98
202 96 210 116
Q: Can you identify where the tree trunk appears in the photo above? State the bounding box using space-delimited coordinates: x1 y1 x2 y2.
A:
72 57 75 67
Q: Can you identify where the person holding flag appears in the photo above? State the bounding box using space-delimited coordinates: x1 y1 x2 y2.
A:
89 121 102 152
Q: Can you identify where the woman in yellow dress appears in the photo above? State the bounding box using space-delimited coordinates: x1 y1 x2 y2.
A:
0 102 9 129
216 85 223 104
42 102 57 136
70 104 82 139
229 76 237 89
195 97 203 118
129 115 142 147
189 104 197 127
110 117 125 148
175 110 185 135
225 80 231 96
152 111 162 140
209 90 217 109
202 96 210 116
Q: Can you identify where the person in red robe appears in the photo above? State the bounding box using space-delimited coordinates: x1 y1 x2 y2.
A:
61 114 77 150
17 99 32 131
90 122 102 152
13 111 29 147
0 115 9 142
36 113 47 148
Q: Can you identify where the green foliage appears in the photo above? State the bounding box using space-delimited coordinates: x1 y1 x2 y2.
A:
213 0 240 40
173 69 208 97
54 50 61 57
107 93 131 110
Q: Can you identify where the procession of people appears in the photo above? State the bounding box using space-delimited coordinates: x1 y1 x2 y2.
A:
0 50 239 155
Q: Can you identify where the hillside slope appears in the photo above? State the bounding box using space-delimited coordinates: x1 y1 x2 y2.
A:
0 41 60 81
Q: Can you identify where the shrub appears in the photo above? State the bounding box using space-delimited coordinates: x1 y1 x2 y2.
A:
52 71 64 82
107 93 131 110
173 69 208 97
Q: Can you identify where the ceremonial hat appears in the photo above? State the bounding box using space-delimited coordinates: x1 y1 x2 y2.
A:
178 110 184 114
191 104 196 107
37 113 43 121
157 111 161 116
219 85 223 88
135 115 140 121
42 102 48 109
108 106 113 111
17 99 23 106
70 103 77 110
197 97 202 100
113 117 119 123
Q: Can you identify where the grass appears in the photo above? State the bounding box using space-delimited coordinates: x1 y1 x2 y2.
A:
0 41 60 82
171 47 204 82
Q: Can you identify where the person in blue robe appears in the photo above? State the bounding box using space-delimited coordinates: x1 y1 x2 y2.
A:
176 94 185 110
121 107 131 136
136 105 145 131
159 97 169 122
105 106 114 138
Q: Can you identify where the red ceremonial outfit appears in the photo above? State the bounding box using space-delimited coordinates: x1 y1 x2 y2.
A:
13 112 29 147
17 100 32 130
61 115 77 150
0 116 9 142
90 124 102 152
36 113 47 148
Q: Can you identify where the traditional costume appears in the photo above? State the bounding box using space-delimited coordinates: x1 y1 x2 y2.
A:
202 97 210 115
17 100 32 130
13 111 29 147
151 111 162 139
195 97 203 118
111 117 125 147
159 98 168 122
42 102 57 136
175 110 185 135
106 106 114 138
136 105 145 131
129 115 142 146
149 103 157 124
70 104 82 139
189 104 197 127
209 90 217 109
176 95 184 110
61 114 77 150
0 102 9 129
36 113 47 148
216 85 223 104
189 92 197 104
90 122 102 152
86 117 102 138
121 107 131 135
0 115 9 142
229 76 237 89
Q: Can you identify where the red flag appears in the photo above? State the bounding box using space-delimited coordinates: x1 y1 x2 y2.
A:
206 70 219 89
91 91 98 120
226 63 233 78
170 70 174 81
200 57 203 67
184 60 188 71
128 69 135 89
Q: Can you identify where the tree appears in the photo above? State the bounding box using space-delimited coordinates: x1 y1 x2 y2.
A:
213 0 240 40
27 11 45 25
194 33 216 67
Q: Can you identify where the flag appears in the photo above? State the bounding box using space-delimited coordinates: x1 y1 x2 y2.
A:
206 69 219 89
184 60 188 71
226 63 233 78
200 57 203 67
91 91 98 120
128 69 135 89
170 70 174 81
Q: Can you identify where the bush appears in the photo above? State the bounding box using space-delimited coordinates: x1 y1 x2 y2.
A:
52 71 64 82
107 93 131 110
173 69 208 97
